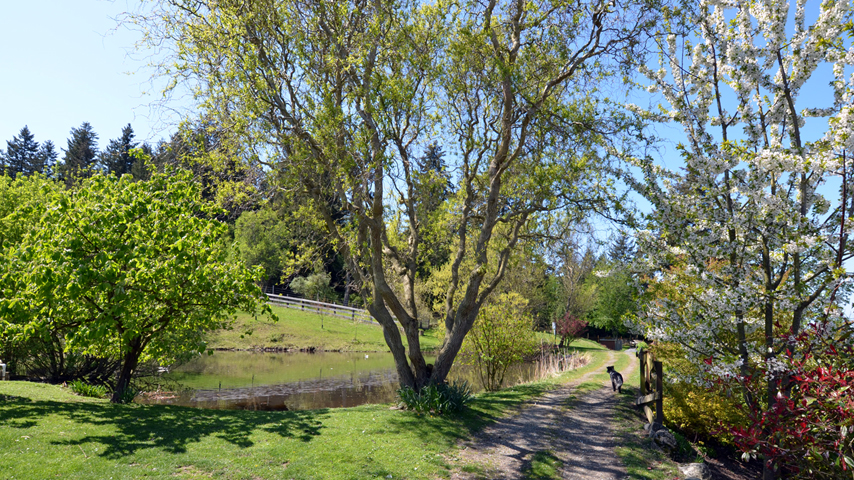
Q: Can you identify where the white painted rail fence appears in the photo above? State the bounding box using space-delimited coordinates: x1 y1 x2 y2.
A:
265 294 376 325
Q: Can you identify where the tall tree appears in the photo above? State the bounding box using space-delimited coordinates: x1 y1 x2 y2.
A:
131 0 657 390
99 124 138 176
630 1 854 477
58 122 99 187
3 126 42 178
36 141 58 178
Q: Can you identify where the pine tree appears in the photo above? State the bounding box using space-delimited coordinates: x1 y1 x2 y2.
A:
3 126 41 178
99 124 138 177
607 234 635 266
59 122 99 187
36 141 58 178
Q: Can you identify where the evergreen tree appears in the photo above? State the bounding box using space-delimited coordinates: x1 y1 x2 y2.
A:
607 234 635 266
36 141 58 178
59 122 98 188
415 143 453 213
3 126 41 178
413 143 454 275
99 124 138 176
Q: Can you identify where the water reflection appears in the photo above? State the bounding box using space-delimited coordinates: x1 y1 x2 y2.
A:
137 351 540 411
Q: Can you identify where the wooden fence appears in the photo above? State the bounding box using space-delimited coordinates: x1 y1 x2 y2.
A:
636 347 664 425
265 294 376 325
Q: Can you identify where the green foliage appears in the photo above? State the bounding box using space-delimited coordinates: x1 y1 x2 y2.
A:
290 271 336 302
69 380 109 399
129 0 655 392
461 292 539 391
397 380 472 415
233 205 293 286
584 267 635 336
0 167 270 402
653 343 748 443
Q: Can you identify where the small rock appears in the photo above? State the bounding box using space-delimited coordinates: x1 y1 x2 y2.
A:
652 428 677 451
678 462 711 480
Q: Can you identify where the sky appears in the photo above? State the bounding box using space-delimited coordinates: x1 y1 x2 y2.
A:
0 1 181 152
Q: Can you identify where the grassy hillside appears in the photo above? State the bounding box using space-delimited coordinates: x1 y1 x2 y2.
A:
209 304 444 351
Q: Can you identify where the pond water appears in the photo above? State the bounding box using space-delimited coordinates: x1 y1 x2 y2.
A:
136 351 542 411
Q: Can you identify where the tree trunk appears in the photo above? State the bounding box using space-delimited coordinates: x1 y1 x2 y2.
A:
111 336 144 403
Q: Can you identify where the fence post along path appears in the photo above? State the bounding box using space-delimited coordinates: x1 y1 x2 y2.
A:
636 347 664 426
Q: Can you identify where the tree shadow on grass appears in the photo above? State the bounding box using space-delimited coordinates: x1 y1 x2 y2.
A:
0 396 327 459
382 383 553 442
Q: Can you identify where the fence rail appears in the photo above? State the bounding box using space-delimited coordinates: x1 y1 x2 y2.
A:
265 293 376 325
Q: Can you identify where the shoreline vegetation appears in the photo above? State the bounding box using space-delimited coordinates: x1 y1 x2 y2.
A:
0 339 622 480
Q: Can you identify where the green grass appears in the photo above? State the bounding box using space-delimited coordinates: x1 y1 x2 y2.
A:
209 304 444 352
0 341 613 480
522 451 562 480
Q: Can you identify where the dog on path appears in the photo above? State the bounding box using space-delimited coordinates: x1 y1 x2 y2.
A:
606 366 623 393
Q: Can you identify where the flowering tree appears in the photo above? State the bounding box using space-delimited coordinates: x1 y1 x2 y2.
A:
628 0 854 477
557 312 588 348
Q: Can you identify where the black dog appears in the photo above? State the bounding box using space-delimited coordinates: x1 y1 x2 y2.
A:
606 365 623 393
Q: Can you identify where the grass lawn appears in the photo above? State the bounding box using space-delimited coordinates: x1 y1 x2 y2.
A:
0 339 611 480
208 304 444 352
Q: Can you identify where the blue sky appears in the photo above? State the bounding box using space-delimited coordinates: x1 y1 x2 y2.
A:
0 1 178 153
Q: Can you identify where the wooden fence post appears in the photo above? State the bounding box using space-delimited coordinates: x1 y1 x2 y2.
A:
636 348 664 426
654 360 664 425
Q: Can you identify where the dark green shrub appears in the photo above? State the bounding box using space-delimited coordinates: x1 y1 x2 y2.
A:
69 380 108 398
397 381 472 415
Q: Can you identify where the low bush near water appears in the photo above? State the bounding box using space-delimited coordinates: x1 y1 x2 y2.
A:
397 381 472 415
69 380 109 398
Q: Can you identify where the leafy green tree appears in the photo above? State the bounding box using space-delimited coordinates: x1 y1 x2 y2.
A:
585 268 634 336
460 292 538 391
130 0 657 391
0 166 269 402
0 173 61 376
233 205 295 288
290 271 336 303
58 122 99 187
99 124 138 176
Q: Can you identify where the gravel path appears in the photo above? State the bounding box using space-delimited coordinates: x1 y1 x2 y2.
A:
449 350 639 480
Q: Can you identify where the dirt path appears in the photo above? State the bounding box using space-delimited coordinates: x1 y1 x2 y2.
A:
449 350 639 480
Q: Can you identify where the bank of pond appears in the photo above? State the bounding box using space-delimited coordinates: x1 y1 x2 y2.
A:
136 350 551 411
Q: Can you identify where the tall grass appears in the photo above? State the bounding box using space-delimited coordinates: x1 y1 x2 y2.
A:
533 351 591 380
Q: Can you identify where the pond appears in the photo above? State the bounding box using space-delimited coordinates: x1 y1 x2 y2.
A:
136 350 543 411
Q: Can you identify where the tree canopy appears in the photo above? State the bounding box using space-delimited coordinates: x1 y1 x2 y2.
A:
0 166 270 402
129 0 658 390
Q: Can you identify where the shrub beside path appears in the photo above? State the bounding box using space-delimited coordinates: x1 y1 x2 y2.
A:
449 349 639 479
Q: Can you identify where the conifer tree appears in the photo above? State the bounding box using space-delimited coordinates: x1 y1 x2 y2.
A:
3 126 41 178
36 141 58 178
99 124 138 176
59 122 99 188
